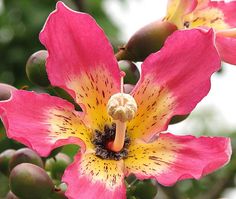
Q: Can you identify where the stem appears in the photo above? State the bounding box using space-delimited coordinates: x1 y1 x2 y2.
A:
115 48 128 61
110 120 126 152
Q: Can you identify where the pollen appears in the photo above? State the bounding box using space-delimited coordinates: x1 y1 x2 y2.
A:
92 124 130 160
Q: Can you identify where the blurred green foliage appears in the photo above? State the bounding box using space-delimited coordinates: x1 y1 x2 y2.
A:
0 0 54 86
0 0 120 87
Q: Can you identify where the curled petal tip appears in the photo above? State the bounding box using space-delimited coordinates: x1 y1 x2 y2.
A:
56 1 66 10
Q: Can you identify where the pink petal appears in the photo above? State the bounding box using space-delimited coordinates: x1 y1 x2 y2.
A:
208 0 236 28
62 152 126 199
182 1 236 31
216 33 236 65
127 29 220 141
0 90 91 157
40 2 120 130
124 133 231 186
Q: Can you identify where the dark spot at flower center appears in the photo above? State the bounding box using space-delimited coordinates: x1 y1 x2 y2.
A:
184 21 190 28
92 123 130 160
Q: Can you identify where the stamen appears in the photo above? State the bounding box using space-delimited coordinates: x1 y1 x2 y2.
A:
106 71 137 152
109 120 126 152
93 124 130 160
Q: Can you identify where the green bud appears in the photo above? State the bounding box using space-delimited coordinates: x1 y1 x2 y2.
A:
133 180 158 199
45 153 71 180
116 20 177 62
170 114 189 124
9 148 43 171
26 50 50 87
0 83 16 101
126 174 136 184
0 149 16 175
118 61 140 85
6 191 19 199
124 84 135 94
9 163 54 199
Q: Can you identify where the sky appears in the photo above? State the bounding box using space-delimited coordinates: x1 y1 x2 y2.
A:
105 0 236 198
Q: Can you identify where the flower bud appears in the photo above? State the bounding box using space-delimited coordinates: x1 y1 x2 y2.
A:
124 84 135 94
118 61 140 85
0 149 16 175
133 180 158 199
0 83 16 101
9 148 43 171
116 20 177 62
26 50 50 87
6 191 19 199
107 93 137 122
45 153 71 180
9 163 54 199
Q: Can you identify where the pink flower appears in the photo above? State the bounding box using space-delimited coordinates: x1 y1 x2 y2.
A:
0 2 231 199
165 0 236 65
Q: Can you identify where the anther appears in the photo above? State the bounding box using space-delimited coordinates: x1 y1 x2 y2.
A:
107 93 137 122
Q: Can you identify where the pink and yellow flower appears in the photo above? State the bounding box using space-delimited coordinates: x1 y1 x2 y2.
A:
0 2 231 199
165 0 236 65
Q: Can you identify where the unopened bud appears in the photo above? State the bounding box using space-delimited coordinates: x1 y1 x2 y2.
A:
116 20 177 62
6 191 19 199
45 153 71 180
26 50 50 87
10 163 54 199
124 84 135 94
0 149 16 175
9 148 43 171
133 179 158 199
107 93 137 122
118 61 140 85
